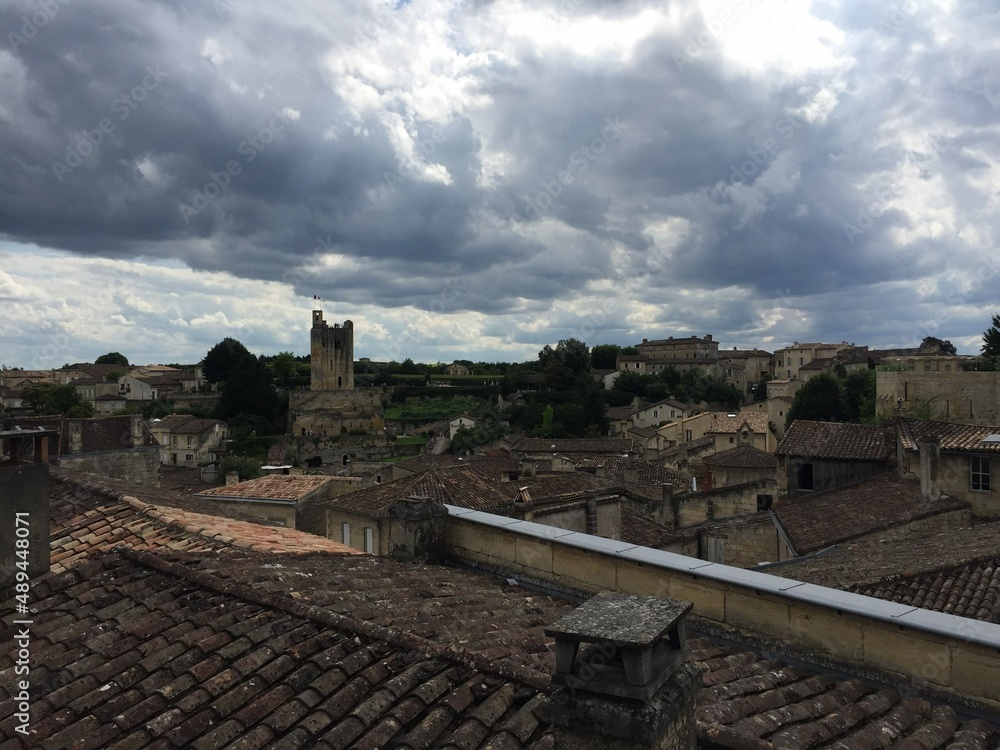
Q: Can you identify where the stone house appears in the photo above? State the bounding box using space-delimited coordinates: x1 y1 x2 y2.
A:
776 420 893 498
444 361 471 376
196 473 361 529
148 414 228 469
773 341 855 380
448 412 477 439
657 411 775 454
897 416 1000 518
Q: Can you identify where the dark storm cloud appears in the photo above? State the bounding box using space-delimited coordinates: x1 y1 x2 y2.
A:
1 0 999 359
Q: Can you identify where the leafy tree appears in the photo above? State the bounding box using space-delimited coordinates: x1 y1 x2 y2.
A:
753 374 772 402
921 336 956 355
215 353 278 423
21 382 94 417
219 455 261 482
620 346 639 355
659 365 681 393
450 421 507 454
538 338 591 377
785 374 843 427
982 313 1000 368
265 351 300 389
590 344 621 370
400 357 420 374
542 359 576 390
698 377 742 410
203 337 252 384
841 369 876 423
95 352 129 367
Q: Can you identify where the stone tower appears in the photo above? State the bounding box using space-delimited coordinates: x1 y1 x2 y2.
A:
310 310 354 391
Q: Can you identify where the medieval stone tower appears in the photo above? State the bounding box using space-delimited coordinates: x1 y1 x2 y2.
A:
310 310 354 391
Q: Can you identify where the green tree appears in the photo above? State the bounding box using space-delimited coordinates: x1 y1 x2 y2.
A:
538 338 591 377
921 336 957 355
590 344 621 370
203 337 252 384
21 382 95 417
215 353 278 423
841 369 876 423
95 352 129 367
982 313 1000 368
753 374 772 402
785 374 843 427
542 359 576 390
265 351 300 389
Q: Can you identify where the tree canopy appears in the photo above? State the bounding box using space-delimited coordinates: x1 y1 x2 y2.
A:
214 353 279 423
785 374 843 426
21 382 94 417
982 313 1000 369
203 337 252 383
590 344 621 370
95 352 129 367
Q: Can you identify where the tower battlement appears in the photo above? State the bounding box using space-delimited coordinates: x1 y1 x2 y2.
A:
310 310 354 391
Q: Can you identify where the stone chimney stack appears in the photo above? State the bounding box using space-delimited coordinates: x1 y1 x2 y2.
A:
539 592 701 749
225 471 240 486
623 452 639 484
918 436 941 501
1 428 55 590
387 495 448 563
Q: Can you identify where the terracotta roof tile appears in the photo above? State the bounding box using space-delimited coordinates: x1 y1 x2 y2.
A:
510 437 634 454
704 445 779 469
196 474 345 501
899 417 1000 454
776 421 893 461
773 475 968 554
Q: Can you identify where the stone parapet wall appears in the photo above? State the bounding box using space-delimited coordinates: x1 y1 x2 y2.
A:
444 507 1000 711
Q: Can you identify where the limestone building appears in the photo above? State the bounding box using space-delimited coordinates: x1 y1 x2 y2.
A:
310 310 354 390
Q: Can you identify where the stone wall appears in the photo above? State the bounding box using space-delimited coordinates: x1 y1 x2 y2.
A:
877 370 1000 425
444 508 1000 711
52 447 160 487
900 448 1000 519
701 516 782 567
288 389 385 437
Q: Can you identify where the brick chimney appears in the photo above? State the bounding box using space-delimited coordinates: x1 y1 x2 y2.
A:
539 592 701 749
225 471 240 486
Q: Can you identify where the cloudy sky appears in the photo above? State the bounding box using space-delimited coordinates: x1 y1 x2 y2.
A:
2 0 999 368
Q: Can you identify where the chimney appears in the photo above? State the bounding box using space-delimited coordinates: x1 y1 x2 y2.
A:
917 436 941 501
521 458 536 479
1 428 55 590
387 495 448 563
225 471 240 486
660 483 674 527
540 592 701 749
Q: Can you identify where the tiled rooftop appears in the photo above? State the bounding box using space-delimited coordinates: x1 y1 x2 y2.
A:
707 411 770 434
500 472 623 503
47 469 358 573
322 464 513 516
704 444 779 469
197 474 342 501
773 521 1000 590
571 456 688 487
777 420 893 461
150 414 224 435
773 475 969 555
510 437 634 454
620 509 677 549
852 555 1000 624
899 417 1000 454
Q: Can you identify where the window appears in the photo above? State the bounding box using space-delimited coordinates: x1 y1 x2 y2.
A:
729 436 735 444
185 454 193 462
971 456 991 491
652 410 659 418
685 430 692 442
341 522 351 546
364 527 374 554
797 462 814 491
757 494 773 511
799 357 804 365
